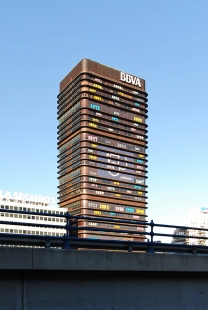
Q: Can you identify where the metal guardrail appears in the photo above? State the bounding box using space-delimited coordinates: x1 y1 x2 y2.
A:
0 208 208 254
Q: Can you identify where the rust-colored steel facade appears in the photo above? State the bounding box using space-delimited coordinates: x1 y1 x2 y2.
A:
57 59 148 241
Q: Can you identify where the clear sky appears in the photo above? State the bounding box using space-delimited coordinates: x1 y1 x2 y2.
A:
0 0 208 226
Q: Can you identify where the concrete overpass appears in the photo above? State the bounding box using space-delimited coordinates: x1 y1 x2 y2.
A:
1 247 208 309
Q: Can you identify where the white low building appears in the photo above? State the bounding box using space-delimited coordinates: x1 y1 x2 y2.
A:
187 207 208 246
0 190 67 238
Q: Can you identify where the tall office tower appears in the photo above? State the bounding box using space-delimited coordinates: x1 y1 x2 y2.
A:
57 59 148 241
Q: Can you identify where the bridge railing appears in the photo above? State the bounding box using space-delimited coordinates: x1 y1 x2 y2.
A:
0 208 208 254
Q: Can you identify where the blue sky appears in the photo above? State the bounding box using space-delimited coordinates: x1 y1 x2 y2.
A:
0 0 208 225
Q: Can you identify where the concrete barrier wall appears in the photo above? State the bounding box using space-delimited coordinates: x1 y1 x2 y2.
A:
1 248 208 309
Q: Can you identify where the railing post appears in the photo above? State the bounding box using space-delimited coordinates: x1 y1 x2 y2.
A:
63 211 71 249
149 220 154 253
128 244 133 253
192 248 197 255
45 239 50 249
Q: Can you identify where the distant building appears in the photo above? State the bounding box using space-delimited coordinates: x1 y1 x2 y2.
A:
171 227 187 245
187 208 208 246
0 190 67 238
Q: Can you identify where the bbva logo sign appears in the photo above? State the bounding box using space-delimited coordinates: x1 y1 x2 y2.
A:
120 72 141 87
